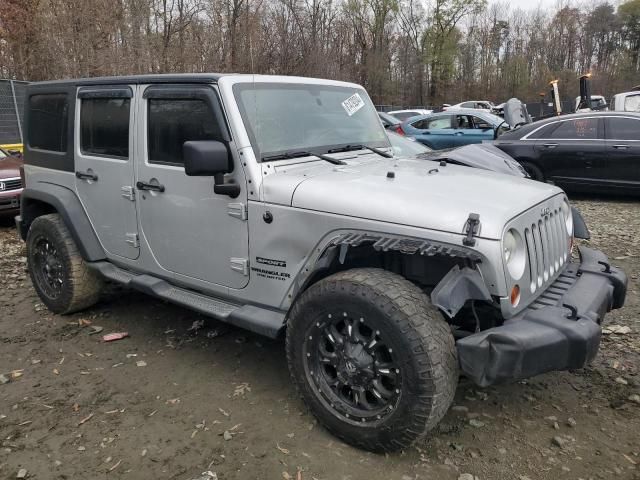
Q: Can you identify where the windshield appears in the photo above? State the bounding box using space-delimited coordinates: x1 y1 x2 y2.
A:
386 132 431 157
233 83 389 159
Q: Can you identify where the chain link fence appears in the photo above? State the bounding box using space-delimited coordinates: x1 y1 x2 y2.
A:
0 80 28 146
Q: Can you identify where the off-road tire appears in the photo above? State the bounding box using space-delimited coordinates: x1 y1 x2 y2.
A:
26 213 103 314
520 161 545 182
286 268 458 452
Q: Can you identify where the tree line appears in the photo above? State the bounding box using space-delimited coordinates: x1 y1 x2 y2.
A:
1 0 639 106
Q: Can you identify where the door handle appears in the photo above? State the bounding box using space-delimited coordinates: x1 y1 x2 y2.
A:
136 180 165 193
75 170 98 181
543 143 558 149
454 132 464 135
612 144 629 150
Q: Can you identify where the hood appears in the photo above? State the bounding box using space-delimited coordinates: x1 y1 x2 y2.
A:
503 98 531 127
263 156 561 240
417 144 526 177
0 154 23 178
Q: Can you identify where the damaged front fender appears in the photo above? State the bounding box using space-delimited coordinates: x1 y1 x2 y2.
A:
431 265 492 318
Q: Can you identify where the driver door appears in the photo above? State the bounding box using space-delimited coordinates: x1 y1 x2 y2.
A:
134 84 249 288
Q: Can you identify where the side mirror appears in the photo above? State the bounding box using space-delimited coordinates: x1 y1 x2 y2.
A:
183 140 240 198
184 140 230 176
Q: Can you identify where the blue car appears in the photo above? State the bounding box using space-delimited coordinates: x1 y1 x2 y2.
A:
399 109 510 149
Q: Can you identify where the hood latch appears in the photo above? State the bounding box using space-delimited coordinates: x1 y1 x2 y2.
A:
463 213 480 247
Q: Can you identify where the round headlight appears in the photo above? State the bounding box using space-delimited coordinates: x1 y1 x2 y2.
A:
503 228 526 280
562 199 573 235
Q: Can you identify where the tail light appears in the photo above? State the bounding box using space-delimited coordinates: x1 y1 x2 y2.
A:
395 125 405 135
19 165 26 187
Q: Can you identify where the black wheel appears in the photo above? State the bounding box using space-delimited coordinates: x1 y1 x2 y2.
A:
27 213 103 314
521 162 544 182
286 268 458 452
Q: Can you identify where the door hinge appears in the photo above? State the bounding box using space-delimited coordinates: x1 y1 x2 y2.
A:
125 233 139 248
227 202 248 220
121 186 135 201
230 257 249 276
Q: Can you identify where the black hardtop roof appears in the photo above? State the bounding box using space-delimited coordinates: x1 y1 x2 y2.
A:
29 73 230 87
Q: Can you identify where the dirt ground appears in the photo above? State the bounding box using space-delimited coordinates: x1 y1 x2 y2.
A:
1 195 639 480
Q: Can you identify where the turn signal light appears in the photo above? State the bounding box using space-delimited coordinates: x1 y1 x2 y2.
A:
510 285 521 307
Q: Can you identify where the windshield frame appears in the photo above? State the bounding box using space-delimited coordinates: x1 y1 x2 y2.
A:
232 82 390 162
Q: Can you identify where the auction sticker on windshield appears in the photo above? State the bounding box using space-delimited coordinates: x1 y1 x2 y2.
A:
342 93 365 116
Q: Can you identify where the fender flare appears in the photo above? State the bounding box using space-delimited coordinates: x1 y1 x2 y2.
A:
571 206 590 240
431 265 492 318
19 185 106 261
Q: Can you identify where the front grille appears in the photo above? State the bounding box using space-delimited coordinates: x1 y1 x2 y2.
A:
523 207 569 295
0 177 22 191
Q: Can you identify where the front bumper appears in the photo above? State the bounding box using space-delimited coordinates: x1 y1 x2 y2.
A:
457 246 627 387
0 189 21 215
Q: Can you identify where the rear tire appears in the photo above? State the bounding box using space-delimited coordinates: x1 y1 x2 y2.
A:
521 161 545 182
286 268 458 452
27 213 103 314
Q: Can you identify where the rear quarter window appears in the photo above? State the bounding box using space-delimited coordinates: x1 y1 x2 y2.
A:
28 93 69 152
606 117 640 140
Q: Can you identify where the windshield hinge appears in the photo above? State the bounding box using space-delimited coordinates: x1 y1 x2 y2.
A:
463 213 480 247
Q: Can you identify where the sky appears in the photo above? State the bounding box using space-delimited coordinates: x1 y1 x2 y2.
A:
495 0 624 11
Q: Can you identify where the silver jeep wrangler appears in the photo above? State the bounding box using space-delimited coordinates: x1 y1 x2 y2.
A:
17 74 627 452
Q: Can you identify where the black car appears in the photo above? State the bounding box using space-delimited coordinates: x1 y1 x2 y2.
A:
494 112 640 194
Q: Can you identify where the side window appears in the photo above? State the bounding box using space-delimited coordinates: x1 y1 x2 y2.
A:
472 116 493 129
624 94 640 112
148 99 222 166
460 102 474 108
80 98 130 158
527 123 558 139
607 117 640 140
427 116 452 129
410 119 428 129
549 118 599 139
28 94 68 152
455 115 473 129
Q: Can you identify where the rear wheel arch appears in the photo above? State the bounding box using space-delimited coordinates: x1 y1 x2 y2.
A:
20 186 105 261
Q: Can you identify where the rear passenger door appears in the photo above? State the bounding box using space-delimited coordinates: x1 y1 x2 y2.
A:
411 115 455 149
74 86 139 260
604 116 640 190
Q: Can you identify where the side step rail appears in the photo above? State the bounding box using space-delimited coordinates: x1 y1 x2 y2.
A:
87 261 286 338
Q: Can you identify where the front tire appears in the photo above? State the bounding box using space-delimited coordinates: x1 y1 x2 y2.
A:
286 268 458 452
27 213 103 314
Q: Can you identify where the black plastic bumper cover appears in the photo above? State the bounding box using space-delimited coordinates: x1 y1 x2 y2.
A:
457 246 627 387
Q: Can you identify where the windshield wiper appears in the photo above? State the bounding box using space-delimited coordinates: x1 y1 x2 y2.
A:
262 151 346 165
327 144 393 159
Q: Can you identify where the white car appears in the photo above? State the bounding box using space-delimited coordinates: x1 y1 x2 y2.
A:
387 108 432 121
574 95 607 112
445 100 495 112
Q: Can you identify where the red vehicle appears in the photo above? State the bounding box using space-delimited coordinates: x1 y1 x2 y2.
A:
0 147 23 217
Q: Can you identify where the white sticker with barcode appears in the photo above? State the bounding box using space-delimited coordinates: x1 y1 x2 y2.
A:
342 92 365 116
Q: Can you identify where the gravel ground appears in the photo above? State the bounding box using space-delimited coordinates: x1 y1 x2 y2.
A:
0 195 639 480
